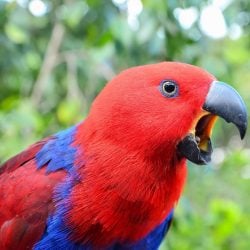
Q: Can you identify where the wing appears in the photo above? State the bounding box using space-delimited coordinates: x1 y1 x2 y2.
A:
0 164 65 250
0 127 77 250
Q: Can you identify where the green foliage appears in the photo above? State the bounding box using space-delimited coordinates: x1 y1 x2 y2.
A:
0 0 249 249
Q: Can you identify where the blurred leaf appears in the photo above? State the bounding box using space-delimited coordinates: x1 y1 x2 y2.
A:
57 100 82 125
5 22 27 43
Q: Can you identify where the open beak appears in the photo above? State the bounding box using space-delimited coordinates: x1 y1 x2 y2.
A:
177 81 248 165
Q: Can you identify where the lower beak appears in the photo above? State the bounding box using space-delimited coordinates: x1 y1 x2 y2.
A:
178 81 248 165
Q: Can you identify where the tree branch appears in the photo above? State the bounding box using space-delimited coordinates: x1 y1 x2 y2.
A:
31 22 65 106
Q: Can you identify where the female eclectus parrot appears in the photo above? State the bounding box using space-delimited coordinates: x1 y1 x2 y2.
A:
0 62 247 250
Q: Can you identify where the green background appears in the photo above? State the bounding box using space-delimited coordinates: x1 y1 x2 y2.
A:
0 0 249 249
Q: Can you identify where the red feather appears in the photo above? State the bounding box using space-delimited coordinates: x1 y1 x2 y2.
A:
0 139 66 250
0 138 49 174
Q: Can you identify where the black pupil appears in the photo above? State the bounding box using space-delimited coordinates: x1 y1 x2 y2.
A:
164 82 176 93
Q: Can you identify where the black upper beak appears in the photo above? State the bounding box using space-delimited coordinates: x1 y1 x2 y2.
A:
203 81 247 139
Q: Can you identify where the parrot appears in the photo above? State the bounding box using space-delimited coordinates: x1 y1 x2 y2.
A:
0 62 247 250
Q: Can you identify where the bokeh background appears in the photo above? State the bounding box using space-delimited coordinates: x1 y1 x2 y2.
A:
0 0 250 249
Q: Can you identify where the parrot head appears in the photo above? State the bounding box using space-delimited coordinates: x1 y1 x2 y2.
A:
88 62 247 166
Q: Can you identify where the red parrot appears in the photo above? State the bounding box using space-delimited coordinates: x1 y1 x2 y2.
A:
0 62 247 250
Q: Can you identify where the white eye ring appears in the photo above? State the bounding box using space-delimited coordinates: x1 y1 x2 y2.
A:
160 80 179 98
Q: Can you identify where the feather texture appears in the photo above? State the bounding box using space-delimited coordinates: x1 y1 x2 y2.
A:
0 138 66 250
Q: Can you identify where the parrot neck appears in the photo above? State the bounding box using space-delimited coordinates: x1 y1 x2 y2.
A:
68 119 187 246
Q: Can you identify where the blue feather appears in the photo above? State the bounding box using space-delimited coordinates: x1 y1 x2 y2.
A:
34 126 83 249
36 126 77 174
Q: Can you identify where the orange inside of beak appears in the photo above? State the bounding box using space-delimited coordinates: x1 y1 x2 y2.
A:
191 112 218 152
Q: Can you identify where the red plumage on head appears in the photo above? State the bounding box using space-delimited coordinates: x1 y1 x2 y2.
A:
67 62 215 246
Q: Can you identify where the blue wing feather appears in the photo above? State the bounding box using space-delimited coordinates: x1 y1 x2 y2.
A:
34 126 82 249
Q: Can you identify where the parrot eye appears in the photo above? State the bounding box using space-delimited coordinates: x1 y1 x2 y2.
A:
160 80 179 98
